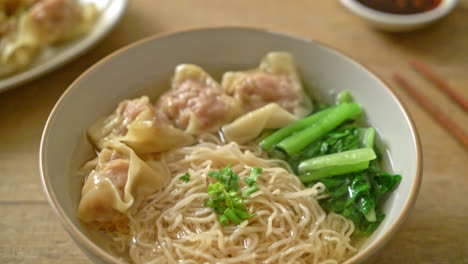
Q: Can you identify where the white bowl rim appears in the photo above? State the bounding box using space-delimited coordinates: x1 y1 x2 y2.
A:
39 26 423 264
339 0 458 26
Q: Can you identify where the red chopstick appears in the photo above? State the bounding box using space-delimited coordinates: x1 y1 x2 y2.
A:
410 59 468 113
393 73 468 150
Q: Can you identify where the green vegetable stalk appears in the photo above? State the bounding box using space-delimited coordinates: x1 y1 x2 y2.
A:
359 128 375 149
336 90 353 105
297 148 377 175
298 161 369 182
276 103 362 155
259 108 333 151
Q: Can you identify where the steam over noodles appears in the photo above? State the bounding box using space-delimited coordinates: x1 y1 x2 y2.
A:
77 52 400 263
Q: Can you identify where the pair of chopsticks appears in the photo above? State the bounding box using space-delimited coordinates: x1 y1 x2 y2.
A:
393 60 468 150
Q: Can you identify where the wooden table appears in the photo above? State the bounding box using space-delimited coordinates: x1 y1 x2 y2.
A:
1 1 467 263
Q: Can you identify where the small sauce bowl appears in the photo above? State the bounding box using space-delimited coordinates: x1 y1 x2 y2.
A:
339 0 458 32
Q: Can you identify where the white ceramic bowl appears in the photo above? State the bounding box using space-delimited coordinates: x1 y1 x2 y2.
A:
40 27 422 264
339 0 458 32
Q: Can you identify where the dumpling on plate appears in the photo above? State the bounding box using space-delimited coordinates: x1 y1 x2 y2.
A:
221 103 298 144
221 51 312 117
0 0 41 20
78 140 171 223
0 10 11 39
158 64 243 135
88 96 193 155
0 0 41 76
0 0 98 77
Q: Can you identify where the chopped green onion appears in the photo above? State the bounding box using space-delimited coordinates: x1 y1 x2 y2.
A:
178 173 190 183
219 214 229 226
204 166 261 226
232 208 251 219
242 185 259 197
223 208 243 225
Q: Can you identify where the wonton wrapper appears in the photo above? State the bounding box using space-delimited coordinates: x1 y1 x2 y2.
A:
0 0 98 77
78 140 170 223
221 103 298 144
0 0 41 15
88 96 193 154
158 64 242 135
221 51 312 117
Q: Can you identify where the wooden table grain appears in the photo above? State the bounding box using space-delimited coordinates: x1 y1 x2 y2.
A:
1 0 467 263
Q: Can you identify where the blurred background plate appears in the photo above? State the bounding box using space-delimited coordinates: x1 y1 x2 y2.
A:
0 0 128 93
339 0 458 32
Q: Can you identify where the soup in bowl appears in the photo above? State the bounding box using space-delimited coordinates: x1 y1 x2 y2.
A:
40 27 422 264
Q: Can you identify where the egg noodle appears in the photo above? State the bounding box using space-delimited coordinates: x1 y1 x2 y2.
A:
98 134 356 264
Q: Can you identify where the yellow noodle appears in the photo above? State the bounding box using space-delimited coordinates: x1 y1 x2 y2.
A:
88 135 357 263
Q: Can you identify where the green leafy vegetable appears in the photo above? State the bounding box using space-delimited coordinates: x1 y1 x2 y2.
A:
276 103 362 155
179 173 190 183
314 164 401 234
204 166 262 226
286 125 361 173
257 90 401 235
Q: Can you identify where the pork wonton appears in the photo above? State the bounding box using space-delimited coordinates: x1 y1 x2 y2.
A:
221 103 298 144
221 51 312 117
88 96 193 155
158 64 242 135
78 140 170 223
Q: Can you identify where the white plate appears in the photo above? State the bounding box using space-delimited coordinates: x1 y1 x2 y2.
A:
0 0 128 93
